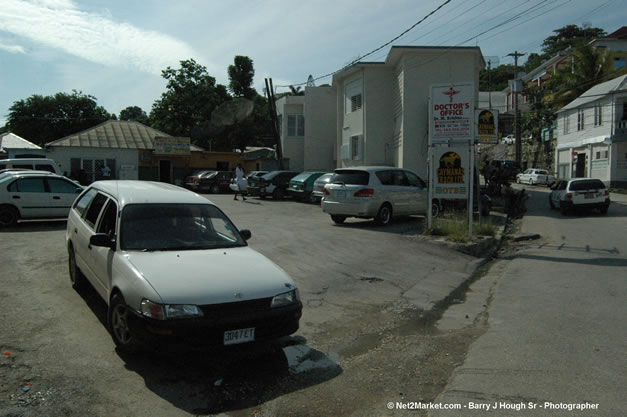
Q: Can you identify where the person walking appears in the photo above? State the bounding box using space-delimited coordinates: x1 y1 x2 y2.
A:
234 163 246 201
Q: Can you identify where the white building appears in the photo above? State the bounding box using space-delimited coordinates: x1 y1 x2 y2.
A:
331 46 484 179
275 86 336 172
555 75 627 187
0 132 45 159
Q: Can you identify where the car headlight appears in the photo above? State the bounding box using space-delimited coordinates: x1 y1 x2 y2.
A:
140 299 203 320
271 289 300 308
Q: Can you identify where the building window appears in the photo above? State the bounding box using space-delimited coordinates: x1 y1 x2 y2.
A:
577 108 585 131
563 115 569 134
603 150 609 159
287 114 304 137
351 94 362 112
595 151 601 160
594 104 602 126
351 136 359 160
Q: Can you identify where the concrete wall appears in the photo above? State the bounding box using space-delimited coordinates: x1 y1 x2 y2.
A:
304 86 337 171
277 96 305 171
339 73 365 168
364 66 395 167
46 146 138 179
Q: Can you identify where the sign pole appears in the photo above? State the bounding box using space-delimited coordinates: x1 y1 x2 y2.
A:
468 144 474 238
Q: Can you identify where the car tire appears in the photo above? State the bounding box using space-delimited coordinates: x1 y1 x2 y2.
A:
273 188 284 200
308 193 318 204
109 293 141 353
431 200 441 218
375 203 393 226
0 205 19 228
331 215 346 224
68 245 86 291
600 205 608 215
548 195 555 210
210 185 220 194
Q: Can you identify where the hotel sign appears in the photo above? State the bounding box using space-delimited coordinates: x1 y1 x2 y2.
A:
154 137 191 155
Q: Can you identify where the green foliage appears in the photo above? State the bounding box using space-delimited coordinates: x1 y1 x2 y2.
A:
521 84 557 141
542 24 606 57
228 56 256 99
523 52 547 73
425 215 496 242
479 64 515 91
6 90 113 146
119 106 149 125
149 59 230 139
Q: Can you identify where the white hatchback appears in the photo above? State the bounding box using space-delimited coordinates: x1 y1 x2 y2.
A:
66 181 302 352
549 178 610 215
0 171 83 227
516 168 556 186
321 167 430 225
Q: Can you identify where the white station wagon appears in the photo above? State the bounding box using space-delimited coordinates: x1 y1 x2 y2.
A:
66 181 302 352
516 168 556 186
321 167 430 225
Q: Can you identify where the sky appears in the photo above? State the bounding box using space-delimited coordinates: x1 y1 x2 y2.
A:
1 0 626 127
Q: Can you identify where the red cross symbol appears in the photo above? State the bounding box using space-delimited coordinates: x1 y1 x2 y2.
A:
443 87 460 103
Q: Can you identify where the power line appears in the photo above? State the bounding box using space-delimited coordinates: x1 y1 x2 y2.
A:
275 0 453 88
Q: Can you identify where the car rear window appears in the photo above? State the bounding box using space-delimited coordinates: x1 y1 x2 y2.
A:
536 170 548 175
569 180 605 191
331 170 369 186
291 173 310 182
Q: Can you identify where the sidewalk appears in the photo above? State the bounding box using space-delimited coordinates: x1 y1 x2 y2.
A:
610 191 627 205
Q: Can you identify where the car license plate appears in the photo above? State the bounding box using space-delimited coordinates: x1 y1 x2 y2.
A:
335 191 346 198
224 328 255 345
584 193 593 199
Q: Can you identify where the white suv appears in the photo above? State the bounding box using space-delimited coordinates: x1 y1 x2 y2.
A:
66 180 302 352
0 171 83 227
321 167 430 225
549 178 610 215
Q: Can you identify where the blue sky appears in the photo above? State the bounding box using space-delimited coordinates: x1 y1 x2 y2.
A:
1 0 625 127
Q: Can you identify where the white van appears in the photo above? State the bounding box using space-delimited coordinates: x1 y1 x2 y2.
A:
0 158 62 175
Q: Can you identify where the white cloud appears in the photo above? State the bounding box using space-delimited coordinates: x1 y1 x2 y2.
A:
0 42 25 54
0 0 202 74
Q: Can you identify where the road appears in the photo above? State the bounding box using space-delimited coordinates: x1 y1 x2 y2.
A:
1 193 494 417
431 186 627 416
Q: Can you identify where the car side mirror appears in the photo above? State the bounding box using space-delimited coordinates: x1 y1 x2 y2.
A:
239 229 252 241
90 233 115 250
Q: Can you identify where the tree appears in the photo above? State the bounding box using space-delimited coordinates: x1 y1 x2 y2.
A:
6 90 113 146
479 64 515 91
119 106 149 125
542 24 606 57
149 59 230 142
521 84 556 141
227 56 256 99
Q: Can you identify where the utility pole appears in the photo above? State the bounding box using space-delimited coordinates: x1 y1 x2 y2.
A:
264 78 284 169
508 51 525 166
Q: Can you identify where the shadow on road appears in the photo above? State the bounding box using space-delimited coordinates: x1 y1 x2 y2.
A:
0 219 67 233
512 254 627 267
75 280 341 415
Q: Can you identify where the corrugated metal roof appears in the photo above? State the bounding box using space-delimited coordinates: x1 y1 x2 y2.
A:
0 132 43 151
45 120 205 151
558 75 627 113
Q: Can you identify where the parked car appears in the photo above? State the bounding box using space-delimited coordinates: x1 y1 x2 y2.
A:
516 168 556 186
184 170 215 190
483 159 521 181
310 173 334 204
549 178 610 215
0 171 83 227
288 172 326 202
502 135 515 145
247 171 299 200
195 170 234 193
321 167 432 226
66 180 302 352
229 170 269 193
0 158 62 174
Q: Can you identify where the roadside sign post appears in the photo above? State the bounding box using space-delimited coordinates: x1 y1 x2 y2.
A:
428 83 475 237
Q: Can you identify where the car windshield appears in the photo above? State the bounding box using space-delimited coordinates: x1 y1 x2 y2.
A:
315 173 333 183
202 172 218 179
331 170 369 185
536 170 548 175
292 173 311 182
120 204 246 251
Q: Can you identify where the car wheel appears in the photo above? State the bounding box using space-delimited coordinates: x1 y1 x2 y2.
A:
272 188 284 200
0 206 19 228
431 200 441 218
600 205 608 215
308 193 318 204
548 195 555 210
375 203 393 226
331 215 346 224
68 246 86 291
210 185 220 194
109 293 141 353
